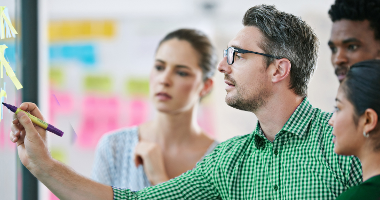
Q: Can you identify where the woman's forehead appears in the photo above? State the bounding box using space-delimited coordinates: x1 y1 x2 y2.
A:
155 39 200 69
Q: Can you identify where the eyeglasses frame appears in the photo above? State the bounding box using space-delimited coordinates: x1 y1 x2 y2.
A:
223 47 283 65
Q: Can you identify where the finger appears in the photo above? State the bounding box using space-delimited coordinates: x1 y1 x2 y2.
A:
9 131 18 143
18 102 45 121
11 123 23 137
16 111 42 143
17 103 47 141
13 114 19 124
16 134 24 146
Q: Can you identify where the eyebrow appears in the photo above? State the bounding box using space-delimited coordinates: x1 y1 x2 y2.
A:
342 38 361 44
175 65 191 70
230 45 243 49
155 59 191 70
328 38 361 46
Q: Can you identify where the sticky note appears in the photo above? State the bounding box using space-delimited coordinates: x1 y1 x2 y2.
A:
77 96 120 148
125 77 150 96
127 99 149 126
1 88 7 98
0 7 18 39
84 75 112 93
0 45 22 89
49 67 64 86
50 44 96 66
197 106 215 137
50 147 67 163
49 191 59 200
49 91 73 124
49 20 115 41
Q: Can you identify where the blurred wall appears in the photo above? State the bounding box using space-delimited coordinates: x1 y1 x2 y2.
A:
37 0 339 199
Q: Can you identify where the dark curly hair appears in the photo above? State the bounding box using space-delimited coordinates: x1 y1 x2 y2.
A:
328 0 380 41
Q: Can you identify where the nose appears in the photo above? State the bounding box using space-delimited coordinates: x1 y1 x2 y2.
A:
328 112 336 126
332 48 348 67
159 70 172 87
218 57 232 74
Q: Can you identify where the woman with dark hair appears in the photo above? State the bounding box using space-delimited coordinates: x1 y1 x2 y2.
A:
329 59 380 199
91 29 219 190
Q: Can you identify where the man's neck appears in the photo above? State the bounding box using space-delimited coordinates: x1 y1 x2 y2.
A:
255 92 304 142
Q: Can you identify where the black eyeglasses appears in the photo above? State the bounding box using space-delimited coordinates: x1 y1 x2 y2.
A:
223 47 282 65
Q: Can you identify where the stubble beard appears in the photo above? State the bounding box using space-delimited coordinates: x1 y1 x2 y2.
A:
225 83 270 113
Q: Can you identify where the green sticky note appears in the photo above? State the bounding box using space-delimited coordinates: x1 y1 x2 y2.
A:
125 77 149 96
49 67 64 86
84 74 112 93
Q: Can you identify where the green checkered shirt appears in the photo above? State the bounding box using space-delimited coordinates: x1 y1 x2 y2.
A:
113 98 362 199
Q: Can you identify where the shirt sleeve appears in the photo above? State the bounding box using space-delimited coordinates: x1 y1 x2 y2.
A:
112 145 222 200
91 135 113 186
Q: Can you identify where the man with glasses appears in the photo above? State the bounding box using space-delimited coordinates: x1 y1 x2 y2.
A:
328 0 380 83
10 5 362 199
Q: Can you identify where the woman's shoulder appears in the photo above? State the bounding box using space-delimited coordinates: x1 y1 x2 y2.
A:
336 175 380 200
96 126 139 151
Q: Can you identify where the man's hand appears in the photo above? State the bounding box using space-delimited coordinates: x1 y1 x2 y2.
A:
9 102 52 175
134 141 169 185
9 102 114 200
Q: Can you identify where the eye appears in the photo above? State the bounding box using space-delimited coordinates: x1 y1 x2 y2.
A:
177 71 189 77
329 46 337 54
347 44 358 51
155 65 164 71
235 53 242 60
334 106 340 113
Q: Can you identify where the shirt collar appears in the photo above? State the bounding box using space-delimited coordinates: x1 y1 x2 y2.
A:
254 98 316 139
281 98 316 138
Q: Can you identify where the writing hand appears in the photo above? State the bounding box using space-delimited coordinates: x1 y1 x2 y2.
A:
134 141 169 185
9 102 51 175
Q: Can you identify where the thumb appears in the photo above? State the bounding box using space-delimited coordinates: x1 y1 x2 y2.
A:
17 111 41 141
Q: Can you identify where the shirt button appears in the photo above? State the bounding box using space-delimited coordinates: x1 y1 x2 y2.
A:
274 185 278 191
274 149 278 155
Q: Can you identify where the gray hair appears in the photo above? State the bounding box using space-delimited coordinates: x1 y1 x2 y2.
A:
243 5 319 97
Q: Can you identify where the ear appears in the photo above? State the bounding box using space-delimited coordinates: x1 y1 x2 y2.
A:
271 58 291 83
362 108 378 134
200 78 214 97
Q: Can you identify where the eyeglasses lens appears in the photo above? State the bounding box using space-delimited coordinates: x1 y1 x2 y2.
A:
227 47 234 65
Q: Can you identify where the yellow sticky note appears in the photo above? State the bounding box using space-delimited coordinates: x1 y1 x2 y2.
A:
0 89 7 98
0 44 23 90
0 6 18 39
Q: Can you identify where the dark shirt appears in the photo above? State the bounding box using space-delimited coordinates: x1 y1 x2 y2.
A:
336 174 380 200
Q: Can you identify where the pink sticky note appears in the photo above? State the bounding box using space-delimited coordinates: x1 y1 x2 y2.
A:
77 96 120 148
49 90 74 124
197 106 215 137
49 191 59 200
127 99 150 127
